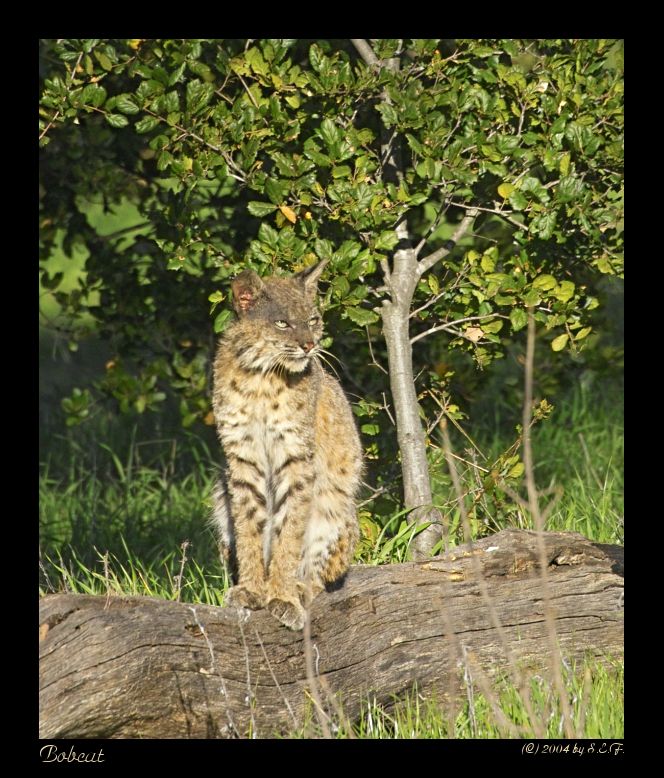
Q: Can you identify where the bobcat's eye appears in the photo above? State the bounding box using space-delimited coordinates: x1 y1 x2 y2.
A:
308 315 321 327
274 320 290 329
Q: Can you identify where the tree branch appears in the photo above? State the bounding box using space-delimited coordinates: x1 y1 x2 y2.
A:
447 200 525 230
410 313 508 345
417 210 478 276
350 39 380 68
39 51 84 141
414 199 451 258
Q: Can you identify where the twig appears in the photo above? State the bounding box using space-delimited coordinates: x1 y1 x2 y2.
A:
414 199 451 258
522 309 576 738
366 327 388 374
430 391 487 461
439 417 545 737
236 73 259 109
381 391 396 426
417 210 478 276
173 540 190 602
236 616 258 738
39 51 84 141
252 627 298 728
447 200 525 230
188 606 238 736
411 313 508 345
302 599 332 738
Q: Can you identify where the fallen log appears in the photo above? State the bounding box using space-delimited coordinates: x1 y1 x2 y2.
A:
39 529 623 738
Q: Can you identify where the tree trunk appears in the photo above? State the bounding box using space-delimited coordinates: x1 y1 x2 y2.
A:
381 292 441 556
39 529 623 739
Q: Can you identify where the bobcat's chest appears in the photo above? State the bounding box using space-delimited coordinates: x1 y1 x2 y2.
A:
218 370 313 464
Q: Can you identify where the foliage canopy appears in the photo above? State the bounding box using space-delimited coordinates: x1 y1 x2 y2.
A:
39 38 623 522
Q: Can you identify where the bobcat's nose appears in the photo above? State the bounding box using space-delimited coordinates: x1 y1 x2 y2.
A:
300 341 314 353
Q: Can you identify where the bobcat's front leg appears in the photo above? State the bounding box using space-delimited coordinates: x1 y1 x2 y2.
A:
265 458 313 630
225 459 269 610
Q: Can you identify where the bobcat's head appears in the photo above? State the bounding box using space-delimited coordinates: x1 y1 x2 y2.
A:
227 260 328 374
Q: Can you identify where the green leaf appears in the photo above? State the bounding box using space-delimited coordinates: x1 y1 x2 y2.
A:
360 423 380 436
309 43 325 73
213 309 234 333
530 211 557 239
331 165 352 179
495 135 520 155
375 231 399 251
551 333 569 352
507 462 525 479
510 308 528 332
115 94 139 114
522 288 541 307
186 80 213 114
245 46 268 77
247 201 278 217
483 320 503 334
509 190 528 211
556 176 585 203
574 326 592 341
80 83 107 107
106 113 129 128
135 115 159 133
265 178 288 205
497 182 515 199
258 222 279 248
94 51 113 71
480 253 496 273
554 280 576 303
345 306 379 326
532 274 557 291
320 118 341 149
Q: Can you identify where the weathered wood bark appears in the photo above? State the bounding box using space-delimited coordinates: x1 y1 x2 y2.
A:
39 529 623 739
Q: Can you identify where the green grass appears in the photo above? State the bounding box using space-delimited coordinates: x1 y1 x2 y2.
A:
291 660 623 739
39 380 623 739
40 379 623 594
426 379 624 547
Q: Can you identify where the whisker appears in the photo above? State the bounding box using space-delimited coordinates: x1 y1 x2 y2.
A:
316 351 341 380
318 348 344 369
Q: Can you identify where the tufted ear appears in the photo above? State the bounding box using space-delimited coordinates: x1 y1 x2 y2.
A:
231 270 266 316
295 258 329 298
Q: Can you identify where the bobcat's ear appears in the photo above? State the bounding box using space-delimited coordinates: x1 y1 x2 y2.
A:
296 258 329 298
231 270 266 316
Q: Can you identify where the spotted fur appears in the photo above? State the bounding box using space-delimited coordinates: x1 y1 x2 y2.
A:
210 260 362 630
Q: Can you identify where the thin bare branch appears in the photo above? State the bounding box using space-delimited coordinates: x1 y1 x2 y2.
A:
522 310 576 738
236 73 259 109
366 327 388 375
303 601 332 738
409 289 447 319
414 199 451 257
253 627 298 728
447 199 525 230
411 313 508 345
381 391 396 426
438 419 545 736
417 210 477 276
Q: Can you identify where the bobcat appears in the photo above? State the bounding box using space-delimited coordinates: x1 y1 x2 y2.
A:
210 259 363 630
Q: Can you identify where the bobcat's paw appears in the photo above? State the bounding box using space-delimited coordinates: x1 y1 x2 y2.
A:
225 585 266 610
267 597 306 631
